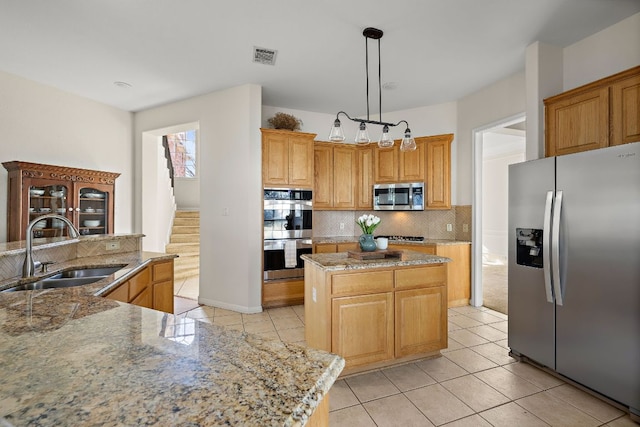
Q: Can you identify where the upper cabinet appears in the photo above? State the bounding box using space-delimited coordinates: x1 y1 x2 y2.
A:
2 161 119 241
374 139 426 183
314 143 357 210
545 65 640 157
355 146 373 210
423 134 452 210
261 128 316 188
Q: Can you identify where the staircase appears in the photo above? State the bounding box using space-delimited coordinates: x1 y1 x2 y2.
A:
166 210 200 280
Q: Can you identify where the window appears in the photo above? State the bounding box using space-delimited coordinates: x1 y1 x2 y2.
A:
166 130 197 178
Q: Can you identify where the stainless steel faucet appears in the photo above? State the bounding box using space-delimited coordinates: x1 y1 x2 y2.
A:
23 214 80 278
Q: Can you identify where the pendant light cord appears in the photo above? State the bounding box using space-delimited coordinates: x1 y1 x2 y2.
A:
378 37 382 123
365 35 370 121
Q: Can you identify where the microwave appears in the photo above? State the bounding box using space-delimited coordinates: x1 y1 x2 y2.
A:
373 182 424 211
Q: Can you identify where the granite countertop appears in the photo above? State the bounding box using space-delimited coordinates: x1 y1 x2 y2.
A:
0 250 175 294
0 289 344 426
312 236 470 246
301 250 451 272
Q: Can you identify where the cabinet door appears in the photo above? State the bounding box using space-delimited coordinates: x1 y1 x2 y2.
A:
23 178 73 240
75 182 114 236
288 137 314 188
374 144 398 183
611 73 640 146
333 146 356 209
356 147 373 209
436 244 471 307
387 244 436 255
131 286 153 309
105 281 129 303
262 133 289 186
313 144 334 209
426 137 451 209
398 140 425 182
395 286 446 357
153 280 174 313
545 87 609 156
332 293 394 367
128 266 151 302
336 242 358 252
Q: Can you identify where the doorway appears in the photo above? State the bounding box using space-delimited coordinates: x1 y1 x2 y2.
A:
471 114 525 313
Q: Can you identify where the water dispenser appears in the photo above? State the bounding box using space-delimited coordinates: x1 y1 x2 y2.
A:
515 228 543 268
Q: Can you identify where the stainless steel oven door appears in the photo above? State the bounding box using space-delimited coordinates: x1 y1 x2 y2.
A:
264 200 312 240
263 239 312 280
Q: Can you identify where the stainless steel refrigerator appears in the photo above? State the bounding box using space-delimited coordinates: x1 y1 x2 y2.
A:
508 141 640 419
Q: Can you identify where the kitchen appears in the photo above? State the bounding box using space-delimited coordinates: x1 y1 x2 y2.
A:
1 2 640 425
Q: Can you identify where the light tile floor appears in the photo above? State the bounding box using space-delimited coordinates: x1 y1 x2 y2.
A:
179 303 637 426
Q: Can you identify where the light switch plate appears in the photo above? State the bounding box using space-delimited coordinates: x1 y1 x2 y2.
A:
106 241 120 251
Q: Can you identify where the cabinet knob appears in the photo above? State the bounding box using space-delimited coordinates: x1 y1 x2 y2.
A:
68 207 74 212
75 207 81 212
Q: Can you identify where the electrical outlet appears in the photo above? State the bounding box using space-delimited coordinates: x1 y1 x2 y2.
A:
222 207 229 216
463 224 469 232
106 241 120 251
339 222 345 230
446 224 453 232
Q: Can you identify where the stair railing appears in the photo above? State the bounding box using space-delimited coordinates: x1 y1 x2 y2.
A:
162 135 175 188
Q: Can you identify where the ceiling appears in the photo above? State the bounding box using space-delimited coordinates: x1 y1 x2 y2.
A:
1 1 638 114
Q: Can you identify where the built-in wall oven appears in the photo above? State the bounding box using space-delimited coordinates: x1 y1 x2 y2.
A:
263 188 312 281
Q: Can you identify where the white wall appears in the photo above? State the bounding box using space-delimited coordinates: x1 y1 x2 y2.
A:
0 70 134 242
457 72 527 205
564 12 640 91
134 84 263 313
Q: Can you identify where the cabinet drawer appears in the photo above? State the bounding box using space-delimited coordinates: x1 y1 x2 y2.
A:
332 270 393 296
395 265 446 289
153 260 173 282
128 267 151 301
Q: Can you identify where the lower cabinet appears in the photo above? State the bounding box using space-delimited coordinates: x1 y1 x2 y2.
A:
105 259 174 313
262 279 304 308
332 293 394 366
306 262 448 370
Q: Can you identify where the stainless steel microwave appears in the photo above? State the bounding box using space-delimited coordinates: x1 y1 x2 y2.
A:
373 182 424 211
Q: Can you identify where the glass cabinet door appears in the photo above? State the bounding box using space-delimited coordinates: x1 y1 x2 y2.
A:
78 187 108 235
28 183 72 238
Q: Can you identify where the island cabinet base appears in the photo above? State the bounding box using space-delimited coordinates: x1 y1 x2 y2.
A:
305 261 448 372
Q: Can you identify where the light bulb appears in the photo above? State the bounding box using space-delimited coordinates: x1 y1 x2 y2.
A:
400 128 416 152
355 122 370 144
329 118 346 142
378 125 394 148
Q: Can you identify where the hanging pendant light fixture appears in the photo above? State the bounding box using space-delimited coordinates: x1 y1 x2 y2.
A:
329 27 416 152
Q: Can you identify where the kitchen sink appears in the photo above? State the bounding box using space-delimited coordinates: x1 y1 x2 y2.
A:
50 266 126 279
1 265 127 292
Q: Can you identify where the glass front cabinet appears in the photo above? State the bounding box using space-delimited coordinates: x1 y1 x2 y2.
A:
2 161 120 241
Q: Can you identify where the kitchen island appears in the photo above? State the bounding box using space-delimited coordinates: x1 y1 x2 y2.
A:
0 237 344 426
302 250 450 374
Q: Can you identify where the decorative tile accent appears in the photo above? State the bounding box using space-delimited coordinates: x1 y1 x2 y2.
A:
314 206 472 241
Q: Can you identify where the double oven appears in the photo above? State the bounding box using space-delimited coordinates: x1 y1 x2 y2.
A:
263 188 312 281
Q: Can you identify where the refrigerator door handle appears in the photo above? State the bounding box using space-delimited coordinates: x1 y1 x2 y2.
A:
552 190 564 306
543 191 554 303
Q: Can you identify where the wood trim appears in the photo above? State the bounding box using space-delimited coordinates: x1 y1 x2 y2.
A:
2 161 120 184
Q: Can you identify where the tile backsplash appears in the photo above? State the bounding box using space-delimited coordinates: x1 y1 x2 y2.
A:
313 206 472 241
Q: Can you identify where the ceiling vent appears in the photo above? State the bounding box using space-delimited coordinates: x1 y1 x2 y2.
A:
253 46 277 66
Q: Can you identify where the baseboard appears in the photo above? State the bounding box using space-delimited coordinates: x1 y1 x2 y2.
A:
197 296 263 314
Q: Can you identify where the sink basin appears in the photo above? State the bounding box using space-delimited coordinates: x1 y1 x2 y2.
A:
50 265 126 279
2 265 127 292
3 276 107 292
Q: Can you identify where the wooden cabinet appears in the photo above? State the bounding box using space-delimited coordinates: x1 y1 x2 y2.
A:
332 292 394 366
387 243 436 255
374 139 425 183
356 146 373 209
545 65 640 157
374 144 399 182
313 143 356 209
2 161 119 242
104 259 174 313
261 128 316 188
262 279 304 309
305 261 448 371
436 243 471 307
424 135 452 209
313 242 359 253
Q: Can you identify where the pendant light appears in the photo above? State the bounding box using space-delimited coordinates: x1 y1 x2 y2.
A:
329 27 416 152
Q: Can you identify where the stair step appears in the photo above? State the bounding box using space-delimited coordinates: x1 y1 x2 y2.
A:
174 217 200 227
170 234 200 244
165 242 200 254
175 210 200 218
175 257 199 269
172 225 199 235
174 269 199 281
